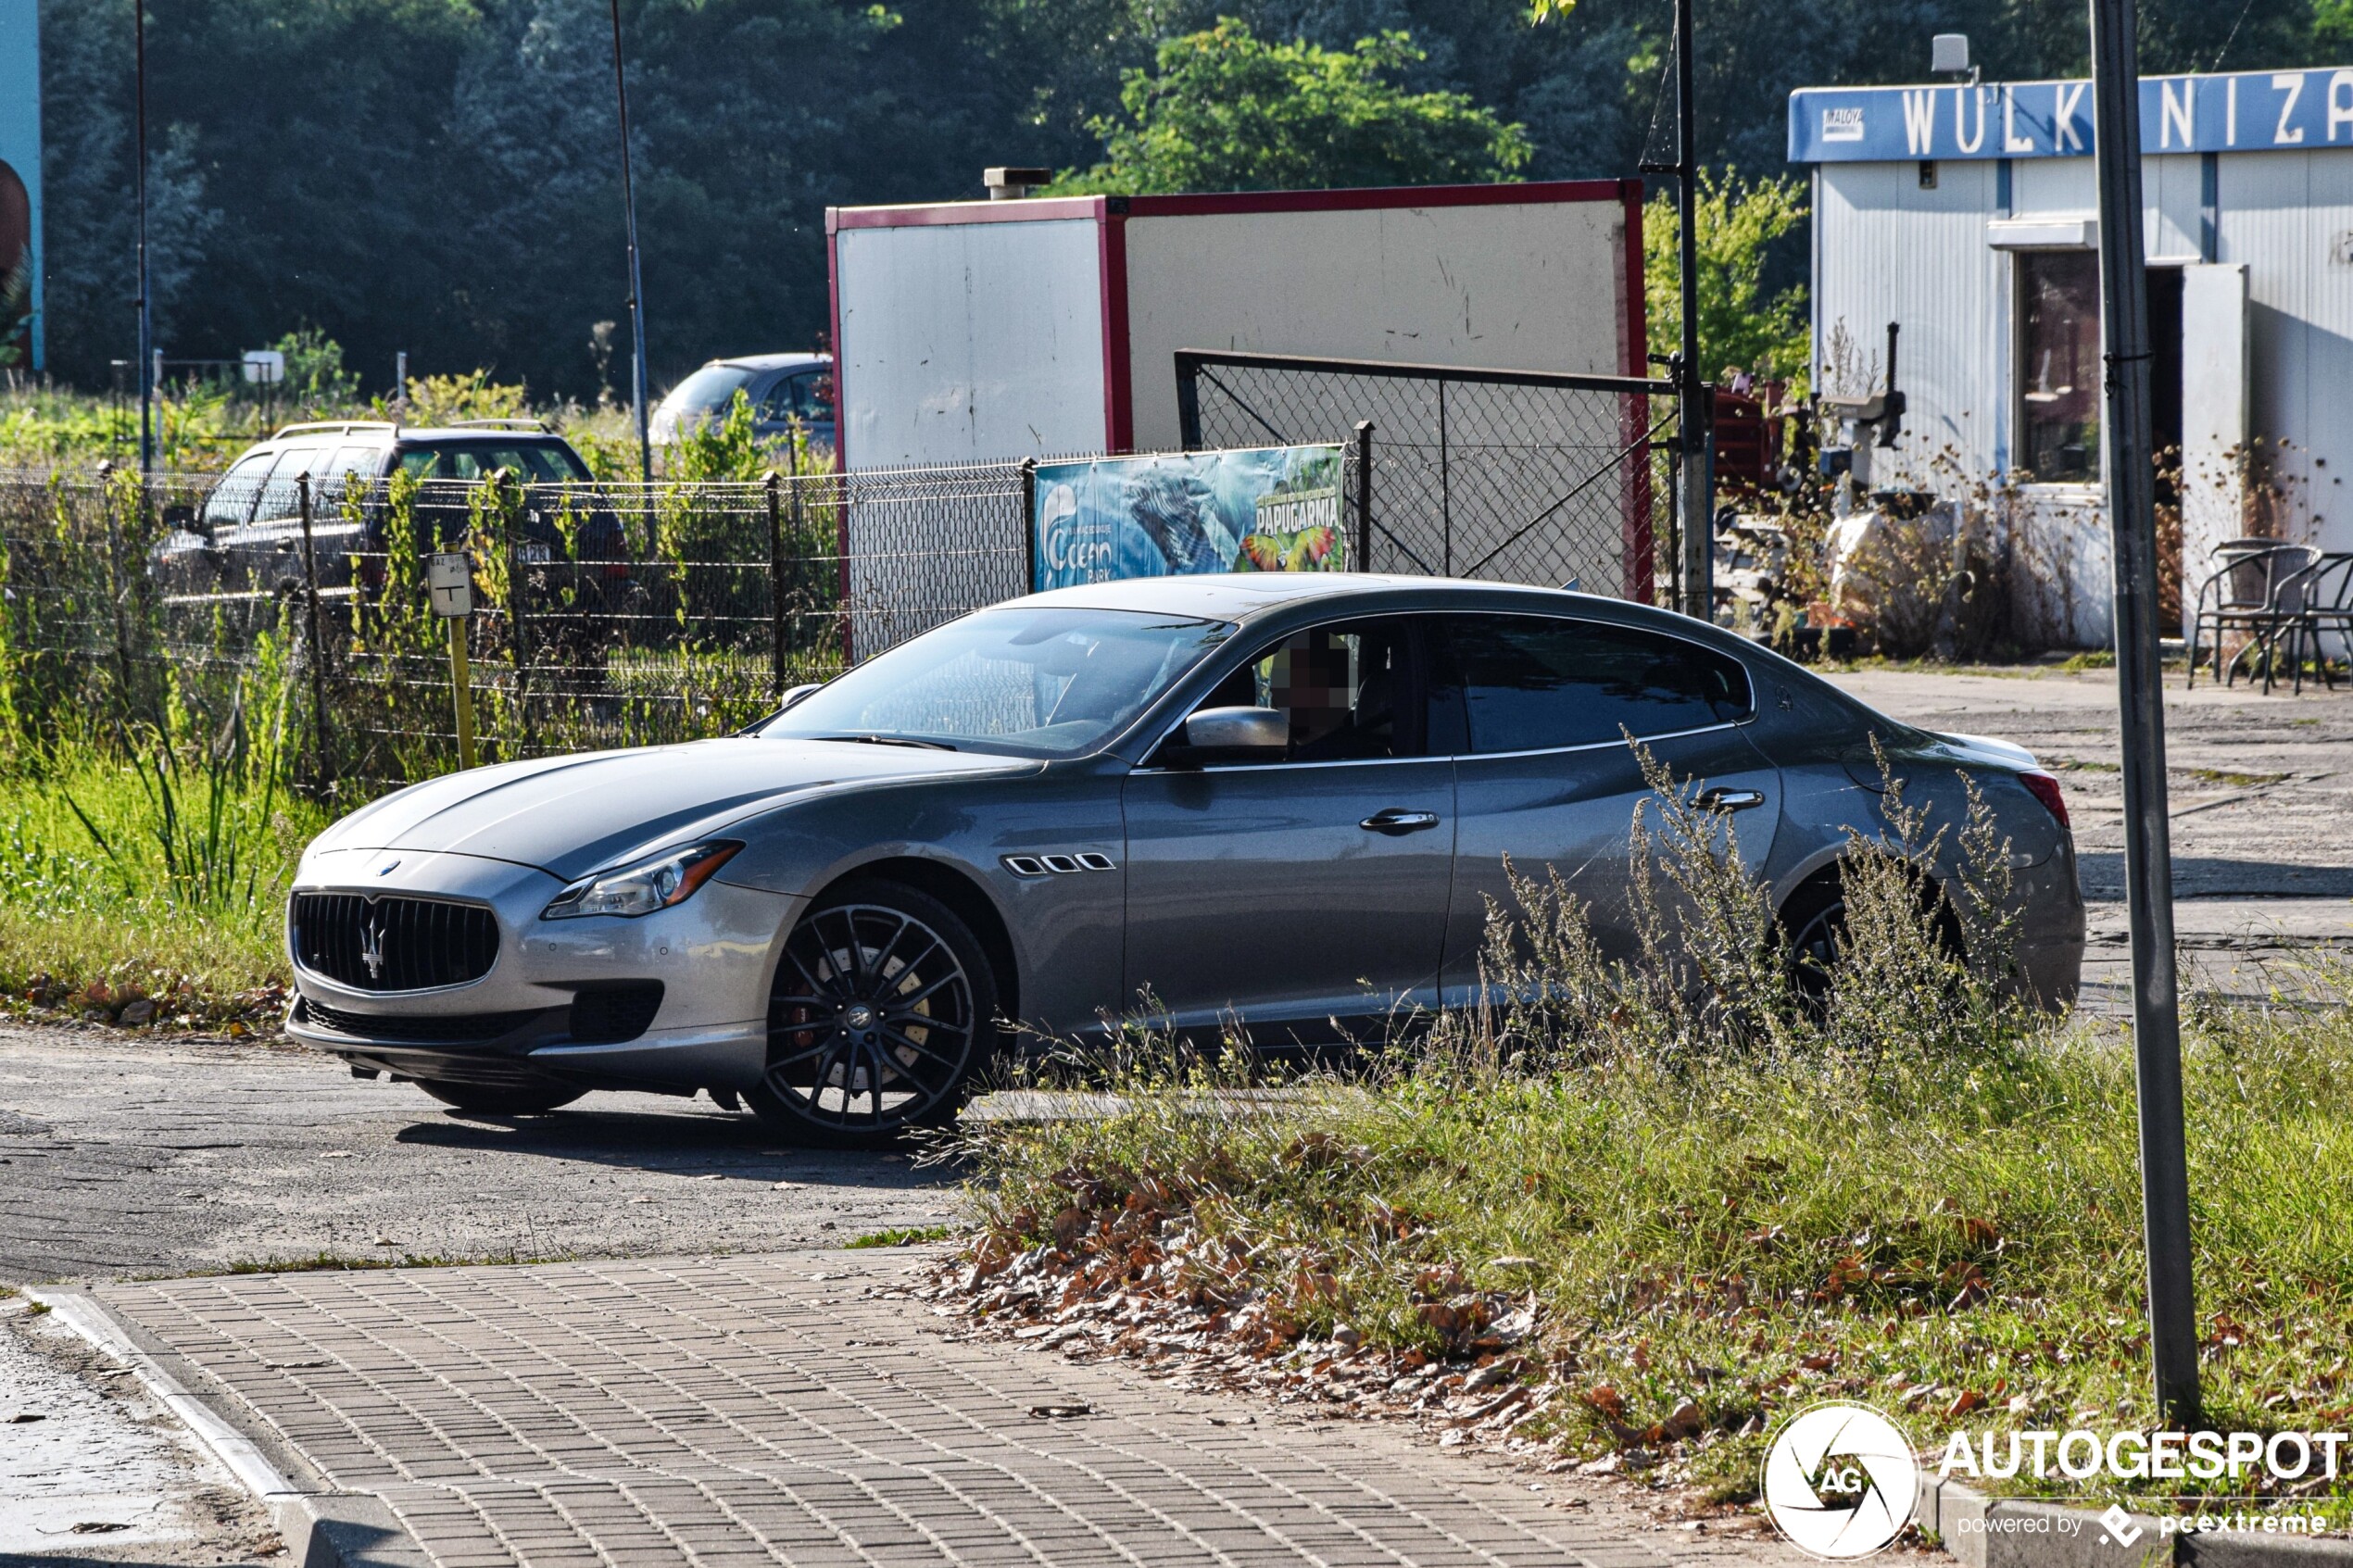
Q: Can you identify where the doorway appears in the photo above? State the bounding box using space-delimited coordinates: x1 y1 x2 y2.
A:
2148 266 2185 625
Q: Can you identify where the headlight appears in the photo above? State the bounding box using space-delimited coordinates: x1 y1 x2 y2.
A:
540 842 742 921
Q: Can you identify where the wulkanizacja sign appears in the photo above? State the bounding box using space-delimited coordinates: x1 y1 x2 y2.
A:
1790 66 2353 163
1030 445 1344 593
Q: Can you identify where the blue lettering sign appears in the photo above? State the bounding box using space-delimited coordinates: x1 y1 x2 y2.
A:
1789 67 2353 162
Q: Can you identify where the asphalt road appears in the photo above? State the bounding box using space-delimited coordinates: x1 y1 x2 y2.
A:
0 1028 957 1287
1831 664 2353 899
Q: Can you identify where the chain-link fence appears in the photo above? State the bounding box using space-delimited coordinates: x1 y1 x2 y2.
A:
0 464 1026 797
2 395 1679 800
1176 349 1677 602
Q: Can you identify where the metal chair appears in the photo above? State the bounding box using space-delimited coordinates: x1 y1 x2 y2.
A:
2187 541 2319 693
2280 550 2353 694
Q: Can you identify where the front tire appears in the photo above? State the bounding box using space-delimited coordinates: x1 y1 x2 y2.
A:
747 880 999 1148
417 1079 584 1115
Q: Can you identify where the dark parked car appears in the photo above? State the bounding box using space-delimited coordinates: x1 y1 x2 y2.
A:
151 420 630 606
648 352 834 454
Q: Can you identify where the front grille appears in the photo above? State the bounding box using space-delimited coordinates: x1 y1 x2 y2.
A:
568 982 664 1044
290 893 499 992
298 997 544 1045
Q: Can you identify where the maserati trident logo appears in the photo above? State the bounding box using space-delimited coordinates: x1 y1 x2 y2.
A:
359 916 388 983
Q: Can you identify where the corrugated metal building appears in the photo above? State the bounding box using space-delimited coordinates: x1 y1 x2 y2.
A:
1790 67 2353 646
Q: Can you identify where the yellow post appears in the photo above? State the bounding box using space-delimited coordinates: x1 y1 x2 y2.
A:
448 612 478 770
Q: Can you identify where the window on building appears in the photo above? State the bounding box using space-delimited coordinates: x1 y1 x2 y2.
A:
2017 249 2100 483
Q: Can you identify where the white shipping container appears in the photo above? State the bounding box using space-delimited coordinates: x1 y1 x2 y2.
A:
826 182 1647 470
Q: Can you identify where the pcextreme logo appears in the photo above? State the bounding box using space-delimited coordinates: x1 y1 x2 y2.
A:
1762 1402 1921 1561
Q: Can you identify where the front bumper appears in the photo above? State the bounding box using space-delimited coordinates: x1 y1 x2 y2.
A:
286 847 799 1092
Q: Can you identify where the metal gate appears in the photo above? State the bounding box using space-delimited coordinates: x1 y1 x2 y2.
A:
1176 349 1676 602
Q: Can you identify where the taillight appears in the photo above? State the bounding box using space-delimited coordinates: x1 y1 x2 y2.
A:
2020 771 2069 828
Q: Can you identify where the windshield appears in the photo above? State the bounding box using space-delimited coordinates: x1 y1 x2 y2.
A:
660 364 759 419
763 608 1233 758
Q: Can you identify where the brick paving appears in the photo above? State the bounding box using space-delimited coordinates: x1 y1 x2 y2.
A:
93 1251 1813 1568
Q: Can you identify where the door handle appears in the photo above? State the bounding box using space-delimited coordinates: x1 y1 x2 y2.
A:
1696 787 1767 812
1361 808 1441 834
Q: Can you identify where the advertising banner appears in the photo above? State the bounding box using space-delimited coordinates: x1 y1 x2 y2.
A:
1032 445 1344 592
0 0 42 370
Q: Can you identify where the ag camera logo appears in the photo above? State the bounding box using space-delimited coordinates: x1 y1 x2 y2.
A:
1763 1402 1919 1560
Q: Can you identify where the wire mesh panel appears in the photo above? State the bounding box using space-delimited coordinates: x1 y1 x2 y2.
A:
0 461 1046 794
1176 350 1676 602
837 463 1028 659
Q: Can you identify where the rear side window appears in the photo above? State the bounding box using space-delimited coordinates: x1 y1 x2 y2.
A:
323 445 384 484
761 370 835 423
203 452 274 527
1435 615 1753 754
253 446 325 520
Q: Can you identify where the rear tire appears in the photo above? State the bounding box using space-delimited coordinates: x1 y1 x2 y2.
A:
417 1079 584 1115
747 880 1000 1148
1777 861 1968 1010
1778 872 1848 1010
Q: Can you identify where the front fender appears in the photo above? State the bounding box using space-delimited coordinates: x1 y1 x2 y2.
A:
711 771 1128 1039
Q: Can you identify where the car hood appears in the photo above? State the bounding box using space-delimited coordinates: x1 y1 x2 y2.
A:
307 738 1034 881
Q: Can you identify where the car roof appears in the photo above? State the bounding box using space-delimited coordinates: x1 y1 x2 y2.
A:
704 352 831 373
233 426 585 456
1013 573 1602 622
390 428 578 445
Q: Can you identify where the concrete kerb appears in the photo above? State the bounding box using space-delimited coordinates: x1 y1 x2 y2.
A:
23 1285 431 1568
1916 1469 2353 1568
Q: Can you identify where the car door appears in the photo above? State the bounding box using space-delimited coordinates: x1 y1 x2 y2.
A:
218 445 326 595
1435 613 1781 997
1122 614 1455 1040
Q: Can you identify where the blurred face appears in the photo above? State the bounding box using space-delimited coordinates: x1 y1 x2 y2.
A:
1267 633 1355 748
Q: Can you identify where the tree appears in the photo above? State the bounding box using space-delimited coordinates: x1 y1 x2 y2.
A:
1643 168 1808 385
38 0 216 386
1050 19 1530 194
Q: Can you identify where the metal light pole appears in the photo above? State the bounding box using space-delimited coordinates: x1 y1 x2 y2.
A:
133 0 153 476
608 0 652 488
1672 0 1711 621
2088 0 2200 1426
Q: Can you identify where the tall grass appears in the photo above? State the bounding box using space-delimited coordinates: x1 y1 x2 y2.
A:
950 748 2353 1510
0 663 324 1026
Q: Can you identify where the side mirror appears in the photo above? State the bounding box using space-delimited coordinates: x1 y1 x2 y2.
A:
1178 706 1288 761
161 502 197 533
777 683 823 710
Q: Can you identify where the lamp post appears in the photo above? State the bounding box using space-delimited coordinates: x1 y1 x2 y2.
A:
608 0 652 490
1672 0 1710 622
2087 0 2200 1425
133 0 153 477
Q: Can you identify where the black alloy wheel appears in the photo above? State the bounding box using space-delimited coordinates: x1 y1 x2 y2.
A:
748 881 997 1147
1780 877 1848 1010
1778 862 1968 1011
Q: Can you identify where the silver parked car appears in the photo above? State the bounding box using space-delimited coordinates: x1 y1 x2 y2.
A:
285 576 2084 1143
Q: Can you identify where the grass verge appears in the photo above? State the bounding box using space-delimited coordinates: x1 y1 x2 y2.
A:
940 754 2353 1515
0 731 318 1031
845 1224 956 1249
